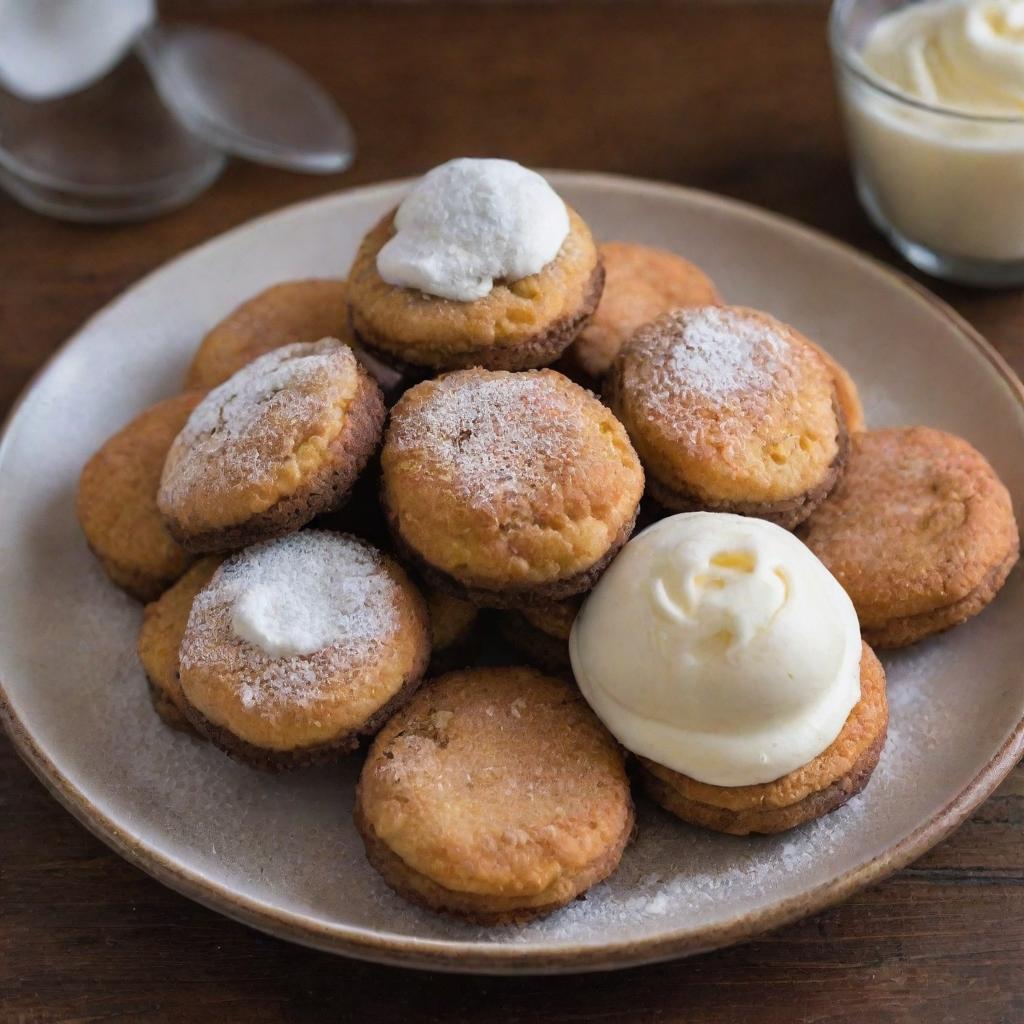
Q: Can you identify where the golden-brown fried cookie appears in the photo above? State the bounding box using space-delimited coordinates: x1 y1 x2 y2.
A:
606 305 848 529
559 241 720 382
425 587 479 673
639 643 887 835
77 391 205 601
159 339 385 554
137 556 222 731
799 427 1019 648
381 368 644 608
354 666 634 923
186 280 352 389
348 207 603 372
178 531 430 770
498 598 579 671
184 279 406 400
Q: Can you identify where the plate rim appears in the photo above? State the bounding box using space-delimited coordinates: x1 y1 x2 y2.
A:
2 170 1023 975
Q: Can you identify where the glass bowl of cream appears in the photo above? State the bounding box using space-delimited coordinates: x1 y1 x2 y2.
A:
830 0 1024 287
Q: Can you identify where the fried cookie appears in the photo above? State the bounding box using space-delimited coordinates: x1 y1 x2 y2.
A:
159 339 385 554
425 587 479 673
606 305 848 529
78 391 205 601
498 597 579 671
639 643 888 835
137 556 222 731
354 667 634 923
178 531 430 770
184 279 406 400
186 280 352 389
800 427 1019 648
348 207 603 373
558 242 863 431
381 368 644 608
560 241 720 382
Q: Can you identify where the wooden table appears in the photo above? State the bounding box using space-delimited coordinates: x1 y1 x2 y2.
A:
3 3 1022 1021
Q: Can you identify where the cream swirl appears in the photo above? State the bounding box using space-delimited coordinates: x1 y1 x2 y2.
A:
863 0 1024 116
569 513 862 787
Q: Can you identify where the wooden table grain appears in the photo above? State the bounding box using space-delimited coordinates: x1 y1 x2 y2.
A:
2 3 1022 1022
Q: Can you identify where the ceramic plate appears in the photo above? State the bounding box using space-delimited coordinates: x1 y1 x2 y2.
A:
2 174 1022 974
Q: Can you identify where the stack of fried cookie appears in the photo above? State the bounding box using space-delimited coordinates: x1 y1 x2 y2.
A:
76 158 1018 925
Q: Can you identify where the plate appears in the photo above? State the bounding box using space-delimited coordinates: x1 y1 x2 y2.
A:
2 173 1022 974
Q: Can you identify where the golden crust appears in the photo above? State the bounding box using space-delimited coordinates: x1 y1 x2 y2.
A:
159 341 385 550
606 306 844 515
355 667 633 922
800 427 1019 645
863 549 1018 648
640 643 888 834
178 537 431 756
185 280 353 390
355 798 632 925
561 241 720 381
381 368 644 595
425 587 478 653
348 207 602 370
390 502 637 610
183 667 427 771
77 391 205 601
137 556 223 730
641 405 849 530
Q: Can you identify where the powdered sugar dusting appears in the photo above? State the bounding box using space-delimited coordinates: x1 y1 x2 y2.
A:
389 371 589 509
160 338 356 508
180 531 399 710
665 307 787 394
630 307 798 450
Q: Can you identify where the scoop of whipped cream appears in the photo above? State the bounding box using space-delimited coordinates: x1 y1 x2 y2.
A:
376 158 570 302
862 0 1024 116
569 512 862 787
0 0 155 101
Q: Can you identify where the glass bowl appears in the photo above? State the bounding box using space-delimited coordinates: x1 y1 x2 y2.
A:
829 0 1024 288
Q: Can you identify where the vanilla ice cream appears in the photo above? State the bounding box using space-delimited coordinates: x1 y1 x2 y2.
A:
570 513 862 787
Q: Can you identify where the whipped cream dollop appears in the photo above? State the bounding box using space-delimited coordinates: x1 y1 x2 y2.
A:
228 532 392 659
0 0 155 100
569 513 862 787
862 0 1024 116
376 158 570 302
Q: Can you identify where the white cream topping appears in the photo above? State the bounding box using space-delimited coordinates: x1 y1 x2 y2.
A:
226 531 393 660
376 158 570 302
0 0 155 100
863 0 1024 116
569 513 862 787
